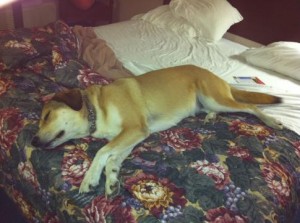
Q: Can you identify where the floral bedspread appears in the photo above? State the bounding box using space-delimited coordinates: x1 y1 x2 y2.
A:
1 21 300 223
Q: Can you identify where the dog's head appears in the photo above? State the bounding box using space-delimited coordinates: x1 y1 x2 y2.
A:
31 89 89 149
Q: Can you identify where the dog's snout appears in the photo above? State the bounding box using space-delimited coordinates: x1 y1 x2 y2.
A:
31 136 41 147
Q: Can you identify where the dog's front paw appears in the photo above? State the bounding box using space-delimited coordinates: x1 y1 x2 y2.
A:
79 179 91 193
105 175 120 196
79 169 100 193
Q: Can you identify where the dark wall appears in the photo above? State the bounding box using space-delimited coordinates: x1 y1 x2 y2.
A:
228 0 300 44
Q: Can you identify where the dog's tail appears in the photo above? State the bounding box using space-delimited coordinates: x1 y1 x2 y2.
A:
230 87 282 104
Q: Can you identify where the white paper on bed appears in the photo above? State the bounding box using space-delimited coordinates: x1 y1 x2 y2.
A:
94 20 300 135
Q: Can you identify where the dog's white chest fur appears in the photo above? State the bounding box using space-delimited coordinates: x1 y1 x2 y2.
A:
93 104 123 140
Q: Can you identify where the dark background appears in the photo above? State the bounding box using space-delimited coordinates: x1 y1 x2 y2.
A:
229 0 300 44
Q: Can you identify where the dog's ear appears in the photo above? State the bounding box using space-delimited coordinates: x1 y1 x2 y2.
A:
52 89 83 111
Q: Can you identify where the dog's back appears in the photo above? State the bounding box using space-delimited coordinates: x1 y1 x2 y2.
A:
133 65 282 130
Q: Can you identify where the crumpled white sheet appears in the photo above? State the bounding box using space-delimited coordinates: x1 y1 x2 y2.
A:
93 20 237 75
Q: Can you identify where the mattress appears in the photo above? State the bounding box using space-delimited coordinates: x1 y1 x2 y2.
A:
94 20 300 135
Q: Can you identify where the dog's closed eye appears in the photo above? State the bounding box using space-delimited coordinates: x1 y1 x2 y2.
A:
44 111 50 122
56 130 65 139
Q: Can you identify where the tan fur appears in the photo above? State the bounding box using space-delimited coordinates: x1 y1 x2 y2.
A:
32 65 283 195
230 88 281 104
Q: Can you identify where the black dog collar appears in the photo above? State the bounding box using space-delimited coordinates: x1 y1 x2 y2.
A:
82 93 97 135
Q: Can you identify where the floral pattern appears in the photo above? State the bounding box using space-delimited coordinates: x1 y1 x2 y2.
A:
229 119 272 139
160 127 202 152
0 21 300 223
206 207 248 223
0 77 13 96
190 160 231 190
83 196 134 223
0 107 24 154
261 162 294 207
125 172 187 218
61 145 91 187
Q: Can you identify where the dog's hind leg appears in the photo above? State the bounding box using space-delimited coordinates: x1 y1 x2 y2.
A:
201 96 283 129
245 105 283 129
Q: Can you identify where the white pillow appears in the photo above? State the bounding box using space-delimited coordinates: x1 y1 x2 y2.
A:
170 0 243 42
132 5 197 38
240 42 300 81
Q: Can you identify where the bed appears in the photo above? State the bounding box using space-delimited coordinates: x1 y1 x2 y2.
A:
1 0 300 222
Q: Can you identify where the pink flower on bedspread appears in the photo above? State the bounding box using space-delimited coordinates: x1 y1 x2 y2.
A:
206 207 248 223
28 60 49 74
18 161 40 189
4 40 38 55
124 172 187 217
0 77 13 96
61 145 91 187
292 141 300 158
227 146 254 161
262 162 293 207
0 61 7 72
0 108 24 156
77 68 112 88
43 212 61 223
160 127 202 152
83 195 135 223
229 120 271 139
190 160 231 190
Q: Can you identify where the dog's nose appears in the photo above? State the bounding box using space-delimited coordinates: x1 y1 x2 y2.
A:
31 136 41 147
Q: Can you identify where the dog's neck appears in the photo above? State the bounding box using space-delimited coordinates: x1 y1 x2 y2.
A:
82 93 96 135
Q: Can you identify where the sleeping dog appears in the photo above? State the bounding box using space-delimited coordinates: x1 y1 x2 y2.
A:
31 65 283 195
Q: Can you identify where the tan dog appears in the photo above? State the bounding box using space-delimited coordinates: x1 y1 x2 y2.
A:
31 65 282 195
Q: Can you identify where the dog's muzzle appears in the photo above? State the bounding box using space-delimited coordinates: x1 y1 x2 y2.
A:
31 130 65 149
31 135 57 149
31 136 47 148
